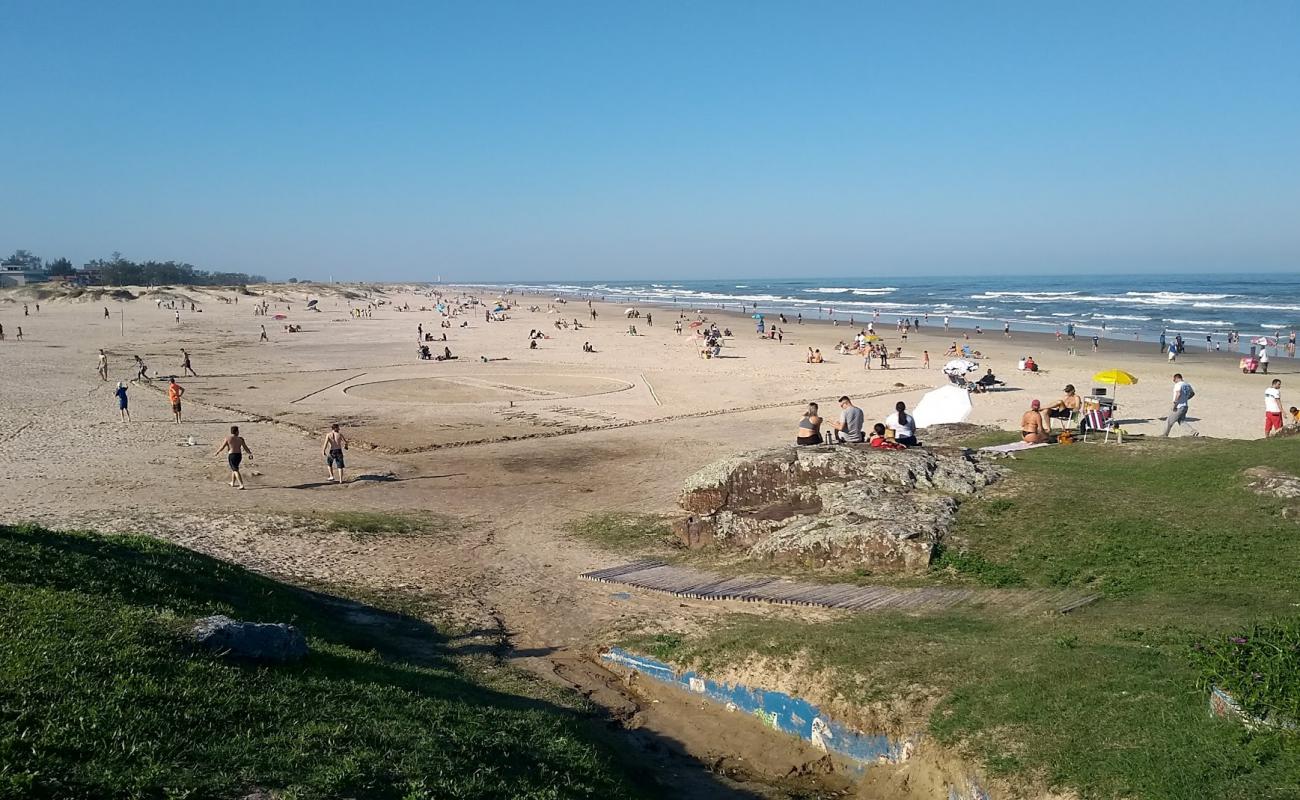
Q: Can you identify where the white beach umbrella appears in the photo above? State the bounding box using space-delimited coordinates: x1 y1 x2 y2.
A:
943 359 977 374
913 385 974 428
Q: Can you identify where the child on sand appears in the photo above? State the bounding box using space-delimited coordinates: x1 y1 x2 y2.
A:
114 382 130 421
214 426 252 489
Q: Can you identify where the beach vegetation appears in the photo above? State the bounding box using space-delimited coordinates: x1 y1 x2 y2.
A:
564 512 677 553
624 436 1300 798
0 524 639 800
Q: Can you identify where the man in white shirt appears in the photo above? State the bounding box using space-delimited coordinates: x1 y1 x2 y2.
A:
1163 373 1199 437
1260 347 1270 374
1265 379 1283 436
885 401 919 447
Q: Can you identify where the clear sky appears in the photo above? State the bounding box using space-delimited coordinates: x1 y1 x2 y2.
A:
2 1 1297 281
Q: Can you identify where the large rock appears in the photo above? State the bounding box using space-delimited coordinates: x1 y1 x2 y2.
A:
674 446 998 574
191 615 308 663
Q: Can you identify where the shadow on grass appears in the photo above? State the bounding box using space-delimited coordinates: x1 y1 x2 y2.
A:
0 524 769 800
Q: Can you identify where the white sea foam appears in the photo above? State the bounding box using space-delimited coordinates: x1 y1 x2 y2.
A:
806 287 898 295
1163 319 1235 327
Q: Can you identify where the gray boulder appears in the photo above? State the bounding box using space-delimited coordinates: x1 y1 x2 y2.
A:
674 445 999 574
191 615 308 663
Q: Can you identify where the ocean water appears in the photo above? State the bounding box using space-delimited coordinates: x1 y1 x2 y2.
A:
494 274 1300 342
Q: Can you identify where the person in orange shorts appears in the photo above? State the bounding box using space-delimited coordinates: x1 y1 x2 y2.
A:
167 377 185 424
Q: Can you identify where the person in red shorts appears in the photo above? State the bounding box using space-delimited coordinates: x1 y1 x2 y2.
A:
1265 379 1283 436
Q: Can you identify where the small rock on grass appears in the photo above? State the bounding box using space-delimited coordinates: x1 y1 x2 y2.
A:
190 614 308 663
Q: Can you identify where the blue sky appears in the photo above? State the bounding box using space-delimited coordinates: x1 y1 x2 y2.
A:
2 1 1297 281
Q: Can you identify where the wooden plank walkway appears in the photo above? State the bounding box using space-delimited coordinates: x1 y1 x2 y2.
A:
581 560 1100 617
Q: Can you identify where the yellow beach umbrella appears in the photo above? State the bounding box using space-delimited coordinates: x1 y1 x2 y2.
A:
1091 369 1137 400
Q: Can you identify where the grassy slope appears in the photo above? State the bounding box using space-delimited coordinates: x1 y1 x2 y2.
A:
0 525 638 800
624 438 1300 800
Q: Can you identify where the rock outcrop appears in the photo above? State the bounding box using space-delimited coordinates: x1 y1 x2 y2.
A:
674 446 999 574
1243 466 1300 499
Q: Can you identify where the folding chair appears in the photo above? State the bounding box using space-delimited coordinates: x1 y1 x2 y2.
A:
1083 407 1121 443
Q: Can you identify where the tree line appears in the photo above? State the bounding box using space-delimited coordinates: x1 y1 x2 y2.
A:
2 249 266 286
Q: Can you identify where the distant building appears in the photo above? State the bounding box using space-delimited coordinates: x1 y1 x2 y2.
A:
73 268 102 286
0 265 49 287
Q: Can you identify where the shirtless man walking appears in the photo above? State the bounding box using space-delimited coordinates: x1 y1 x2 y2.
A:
97 349 109 381
214 425 253 488
181 349 197 377
322 423 349 483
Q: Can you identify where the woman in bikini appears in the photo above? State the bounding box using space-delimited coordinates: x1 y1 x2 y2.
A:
1021 399 1050 443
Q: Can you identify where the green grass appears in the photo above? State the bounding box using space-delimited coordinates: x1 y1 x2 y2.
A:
0 524 640 800
563 513 677 554
622 437 1300 799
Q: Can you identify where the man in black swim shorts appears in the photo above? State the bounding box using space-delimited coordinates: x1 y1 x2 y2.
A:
214 425 252 489
322 423 349 483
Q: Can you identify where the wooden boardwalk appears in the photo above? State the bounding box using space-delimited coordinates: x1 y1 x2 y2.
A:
581 560 1100 616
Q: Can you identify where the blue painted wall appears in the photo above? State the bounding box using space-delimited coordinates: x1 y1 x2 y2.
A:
602 646 990 799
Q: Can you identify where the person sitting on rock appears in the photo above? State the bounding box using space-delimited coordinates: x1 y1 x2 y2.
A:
796 403 824 446
869 423 905 450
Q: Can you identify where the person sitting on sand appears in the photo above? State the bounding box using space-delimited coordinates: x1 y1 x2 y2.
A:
806 347 815 363
796 403 824 446
811 349 824 363
1021 400 1050 443
1044 384 1081 429
1024 356 1038 372
869 423 905 450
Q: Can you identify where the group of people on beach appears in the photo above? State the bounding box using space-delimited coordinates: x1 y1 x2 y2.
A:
796 397 919 450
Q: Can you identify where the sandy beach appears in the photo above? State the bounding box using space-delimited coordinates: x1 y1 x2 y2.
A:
1 280 1287 527
0 281 1292 792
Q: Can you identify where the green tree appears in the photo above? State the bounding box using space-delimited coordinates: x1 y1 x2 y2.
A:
45 258 75 276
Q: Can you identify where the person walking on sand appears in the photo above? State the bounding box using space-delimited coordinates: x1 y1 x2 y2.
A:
1265 379 1283 437
114 381 130 421
97 349 108 381
323 423 349 483
104 306 109 319
1163 373 1200 437
181 349 197 377
1260 346 1270 374
922 350 930 369
259 325 268 342
167 377 185 423
174 309 181 325
133 355 150 381
214 425 252 489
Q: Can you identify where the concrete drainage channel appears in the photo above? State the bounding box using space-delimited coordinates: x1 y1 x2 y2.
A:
593 647 992 800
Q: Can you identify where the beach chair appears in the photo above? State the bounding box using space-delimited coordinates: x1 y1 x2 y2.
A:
1082 407 1121 443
